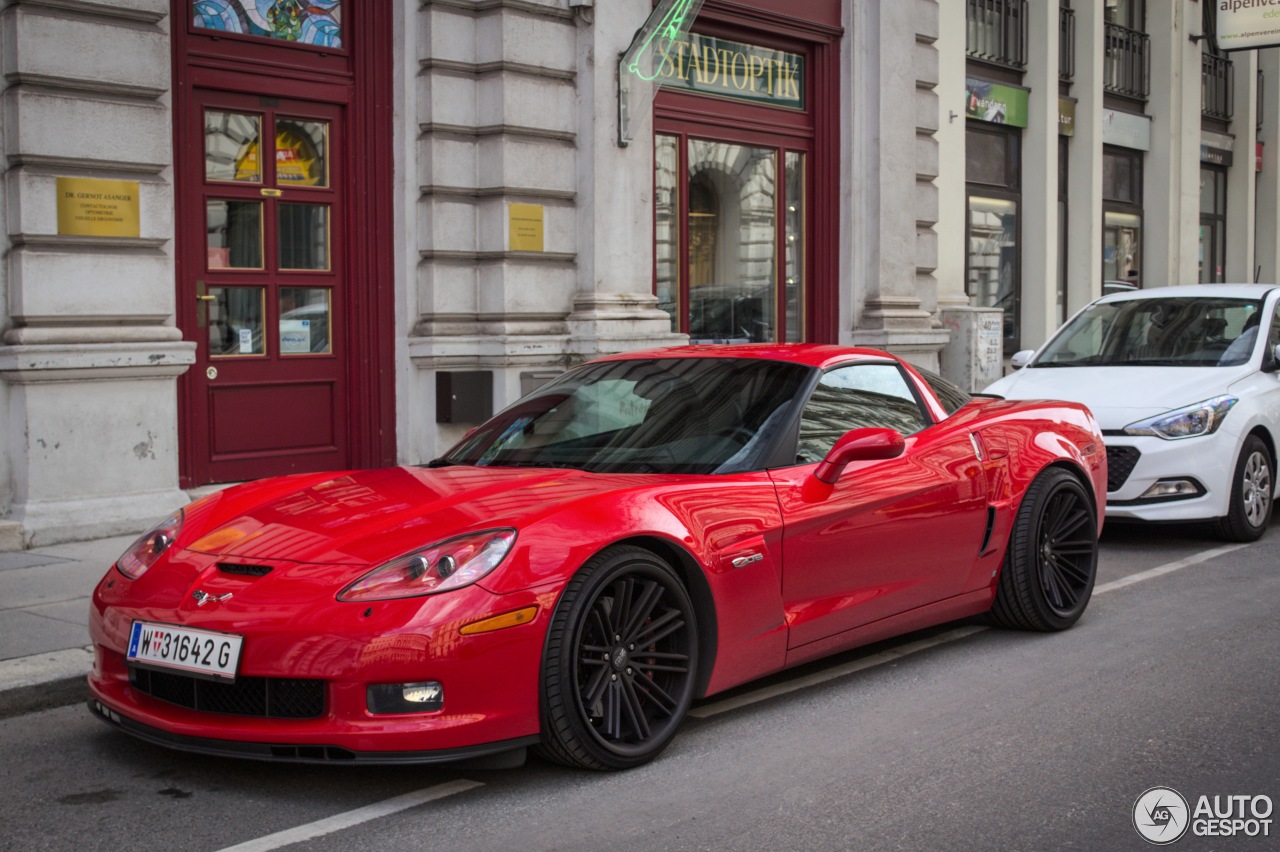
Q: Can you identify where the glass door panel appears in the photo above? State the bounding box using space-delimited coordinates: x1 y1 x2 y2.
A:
687 140 777 343
275 118 329 187
784 151 805 343
279 287 332 354
968 195 1020 341
208 286 266 357
205 110 262 183
1103 211 1142 286
207 200 263 269
279 203 330 270
655 134 680 333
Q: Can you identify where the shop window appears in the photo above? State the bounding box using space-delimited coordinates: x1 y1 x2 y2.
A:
655 136 807 344
1102 146 1143 288
966 125 1022 352
1199 166 1227 283
652 18 836 344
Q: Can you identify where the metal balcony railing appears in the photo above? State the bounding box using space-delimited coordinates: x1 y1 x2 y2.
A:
1201 53 1234 122
1060 5 1076 82
1103 23 1150 100
967 0 1028 71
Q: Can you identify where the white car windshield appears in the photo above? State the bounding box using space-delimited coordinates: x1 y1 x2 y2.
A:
1033 296 1265 368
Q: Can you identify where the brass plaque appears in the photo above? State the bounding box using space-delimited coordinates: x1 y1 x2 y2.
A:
509 203 545 252
56 177 141 238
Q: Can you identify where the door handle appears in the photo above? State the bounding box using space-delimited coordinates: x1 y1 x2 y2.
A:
195 279 214 328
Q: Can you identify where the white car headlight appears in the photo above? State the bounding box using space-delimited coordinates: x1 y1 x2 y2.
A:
1122 395 1238 440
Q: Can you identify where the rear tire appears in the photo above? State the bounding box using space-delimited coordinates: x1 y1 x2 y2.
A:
1215 435 1273 543
990 467 1098 632
536 546 698 770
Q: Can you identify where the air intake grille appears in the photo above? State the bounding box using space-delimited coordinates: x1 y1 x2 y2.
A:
129 666 324 719
1106 445 1141 492
217 563 273 577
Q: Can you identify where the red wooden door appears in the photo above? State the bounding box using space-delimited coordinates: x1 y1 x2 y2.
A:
182 88 349 484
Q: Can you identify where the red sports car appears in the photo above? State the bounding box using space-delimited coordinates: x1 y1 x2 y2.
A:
89 345 1106 770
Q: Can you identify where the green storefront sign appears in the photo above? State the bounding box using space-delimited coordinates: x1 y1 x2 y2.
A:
965 77 1029 128
656 33 804 110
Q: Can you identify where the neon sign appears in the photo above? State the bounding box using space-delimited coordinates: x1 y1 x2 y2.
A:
623 0 703 82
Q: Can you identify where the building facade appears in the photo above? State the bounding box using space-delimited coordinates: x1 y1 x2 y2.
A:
0 0 1276 549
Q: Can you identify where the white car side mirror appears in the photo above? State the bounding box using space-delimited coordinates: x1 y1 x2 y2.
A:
1009 350 1035 369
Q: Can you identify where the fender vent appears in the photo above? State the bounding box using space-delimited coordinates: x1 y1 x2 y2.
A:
979 506 996 554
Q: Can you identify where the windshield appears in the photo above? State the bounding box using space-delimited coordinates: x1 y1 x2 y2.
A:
441 357 812 474
1033 296 1264 367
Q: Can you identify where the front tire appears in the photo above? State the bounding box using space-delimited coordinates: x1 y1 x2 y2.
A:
1215 435 1274 542
990 467 1098 632
537 546 698 770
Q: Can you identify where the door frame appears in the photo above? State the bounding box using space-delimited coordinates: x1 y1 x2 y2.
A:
171 2 395 487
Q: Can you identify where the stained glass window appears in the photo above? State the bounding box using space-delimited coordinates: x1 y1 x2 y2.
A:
192 1 342 49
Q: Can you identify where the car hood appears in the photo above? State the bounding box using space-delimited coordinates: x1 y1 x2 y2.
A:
181 466 637 567
985 365 1251 429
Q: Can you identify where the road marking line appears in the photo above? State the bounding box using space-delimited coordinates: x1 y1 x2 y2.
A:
690 543 1248 720
688 625 988 719
214 779 484 852
207 544 1250 845
1092 544 1248 597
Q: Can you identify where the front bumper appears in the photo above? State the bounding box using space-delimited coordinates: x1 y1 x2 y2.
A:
88 567 557 762
1103 430 1239 522
88 699 538 765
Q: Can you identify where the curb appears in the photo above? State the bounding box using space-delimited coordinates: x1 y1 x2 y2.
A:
0 648 93 720
0 675 88 720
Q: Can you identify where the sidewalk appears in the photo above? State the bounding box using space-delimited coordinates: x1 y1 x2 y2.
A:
0 533 133 717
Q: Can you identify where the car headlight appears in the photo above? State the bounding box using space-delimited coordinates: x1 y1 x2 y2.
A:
1123 395 1238 439
337 529 517 602
116 510 184 580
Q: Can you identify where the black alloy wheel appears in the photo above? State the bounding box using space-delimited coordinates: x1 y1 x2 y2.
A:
538 546 698 770
991 467 1098 632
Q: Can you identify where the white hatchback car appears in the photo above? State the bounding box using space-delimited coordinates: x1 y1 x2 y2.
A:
986 284 1280 541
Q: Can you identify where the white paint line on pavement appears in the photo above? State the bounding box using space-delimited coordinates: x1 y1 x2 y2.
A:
1092 543 1248 596
688 625 989 719
215 779 485 852
689 542 1250 720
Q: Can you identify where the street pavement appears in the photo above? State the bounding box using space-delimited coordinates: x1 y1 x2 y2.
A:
0 533 133 717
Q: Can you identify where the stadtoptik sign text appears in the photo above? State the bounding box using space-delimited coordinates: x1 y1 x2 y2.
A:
655 33 804 110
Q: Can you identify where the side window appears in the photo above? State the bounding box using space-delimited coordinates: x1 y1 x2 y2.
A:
796 363 928 463
1270 303 1280 350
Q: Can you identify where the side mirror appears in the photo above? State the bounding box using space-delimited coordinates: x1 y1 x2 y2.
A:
1009 350 1035 369
1264 343 1280 374
814 427 906 484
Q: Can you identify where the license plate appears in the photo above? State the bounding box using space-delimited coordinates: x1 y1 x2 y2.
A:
127 621 243 681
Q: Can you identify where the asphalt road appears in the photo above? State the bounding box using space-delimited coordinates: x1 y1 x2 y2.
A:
2 521 1277 852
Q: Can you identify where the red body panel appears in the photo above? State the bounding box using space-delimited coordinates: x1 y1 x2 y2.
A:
88 344 1106 762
